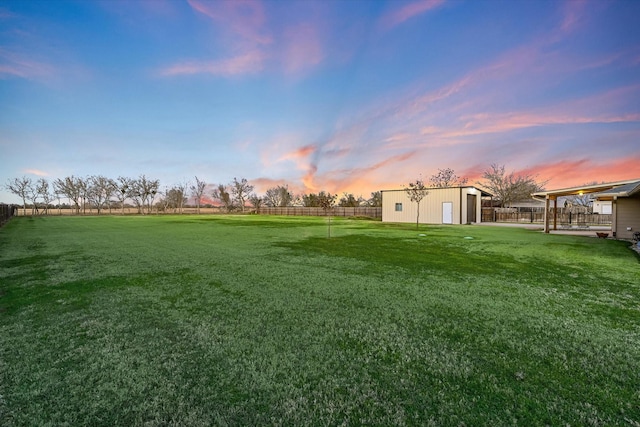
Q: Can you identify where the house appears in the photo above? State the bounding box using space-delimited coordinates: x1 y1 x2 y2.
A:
591 181 640 239
592 200 612 214
532 179 640 239
382 186 492 225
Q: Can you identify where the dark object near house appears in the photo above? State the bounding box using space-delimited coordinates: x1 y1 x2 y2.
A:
633 232 640 243
596 232 609 239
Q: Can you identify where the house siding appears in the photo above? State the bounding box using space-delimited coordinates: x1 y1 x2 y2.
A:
616 195 640 240
382 187 484 225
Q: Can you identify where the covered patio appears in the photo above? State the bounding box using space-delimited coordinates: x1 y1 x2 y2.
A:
532 179 640 238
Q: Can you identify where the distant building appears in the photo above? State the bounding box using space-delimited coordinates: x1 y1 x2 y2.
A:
592 200 612 215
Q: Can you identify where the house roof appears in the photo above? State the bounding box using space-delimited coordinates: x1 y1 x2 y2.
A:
592 180 640 198
381 186 493 197
531 179 640 200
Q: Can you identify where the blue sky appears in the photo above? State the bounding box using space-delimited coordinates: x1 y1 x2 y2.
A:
1 0 639 204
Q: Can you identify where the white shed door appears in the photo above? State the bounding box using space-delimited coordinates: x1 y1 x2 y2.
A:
442 202 453 224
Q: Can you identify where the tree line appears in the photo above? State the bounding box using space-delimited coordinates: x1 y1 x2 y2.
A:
4 164 549 216
3 175 382 215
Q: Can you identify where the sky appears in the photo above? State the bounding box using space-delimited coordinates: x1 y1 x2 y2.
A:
1 0 640 204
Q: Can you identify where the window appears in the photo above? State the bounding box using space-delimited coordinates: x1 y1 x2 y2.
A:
395 203 403 212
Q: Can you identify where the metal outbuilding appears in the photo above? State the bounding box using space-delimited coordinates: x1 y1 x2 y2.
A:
381 186 492 225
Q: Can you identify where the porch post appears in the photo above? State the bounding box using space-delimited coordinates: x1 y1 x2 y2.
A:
544 196 550 233
553 197 558 231
612 196 617 238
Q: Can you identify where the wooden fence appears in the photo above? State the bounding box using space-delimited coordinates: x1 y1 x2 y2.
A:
482 208 612 225
14 206 382 219
258 206 382 218
14 207 225 216
0 204 18 226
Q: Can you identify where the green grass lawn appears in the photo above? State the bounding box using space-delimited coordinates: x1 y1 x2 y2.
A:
1 215 639 426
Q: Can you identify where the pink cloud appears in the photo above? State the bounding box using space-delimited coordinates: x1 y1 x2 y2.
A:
0 48 55 80
278 144 316 164
187 0 271 46
250 177 305 196
160 51 266 77
379 0 445 31
161 0 274 79
24 169 49 177
518 157 640 189
301 163 319 191
304 151 416 195
560 0 588 34
271 144 319 191
434 84 640 139
384 132 413 143
281 23 325 75
167 0 332 78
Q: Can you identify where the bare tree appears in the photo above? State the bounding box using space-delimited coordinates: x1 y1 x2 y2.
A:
230 177 253 213
77 177 89 214
302 193 320 207
164 186 188 213
212 184 233 212
429 168 468 188
53 182 62 215
136 175 160 214
190 176 207 214
104 178 117 214
172 182 188 214
478 164 546 208
368 191 382 207
6 176 33 214
249 194 263 212
338 193 363 207
27 180 40 215
36 178 52 215
318 191 337 238
86 175 112 215
54 176 83 214
264 185 294 207
405 178 429 229
129 179 144 214
115 176 133 215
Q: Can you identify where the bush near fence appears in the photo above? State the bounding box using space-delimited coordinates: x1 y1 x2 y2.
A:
258 206 382 218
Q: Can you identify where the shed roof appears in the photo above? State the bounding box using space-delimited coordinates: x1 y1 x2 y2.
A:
381 186 493 197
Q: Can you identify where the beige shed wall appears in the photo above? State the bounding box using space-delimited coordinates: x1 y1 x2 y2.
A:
382 187 483 224
615 195 640 240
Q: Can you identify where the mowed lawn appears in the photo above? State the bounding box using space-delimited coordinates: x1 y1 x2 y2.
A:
0 215 639 426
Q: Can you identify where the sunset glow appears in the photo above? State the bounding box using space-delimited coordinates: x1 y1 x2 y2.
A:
1 0 639 204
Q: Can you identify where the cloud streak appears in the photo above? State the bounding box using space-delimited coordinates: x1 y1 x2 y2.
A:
187 0 271 46
379 0 445 31
0 48 55 80
24 169 49 177
280 23 325 75
159 51 266 77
